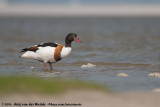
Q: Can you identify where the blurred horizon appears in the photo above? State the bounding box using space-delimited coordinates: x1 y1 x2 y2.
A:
1 0 160 4
0 0 160 17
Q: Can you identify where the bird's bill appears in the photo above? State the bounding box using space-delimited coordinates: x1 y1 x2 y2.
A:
74 37 81 43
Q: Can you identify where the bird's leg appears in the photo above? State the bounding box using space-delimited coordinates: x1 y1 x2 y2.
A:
43 62 47 71
49 62 53 70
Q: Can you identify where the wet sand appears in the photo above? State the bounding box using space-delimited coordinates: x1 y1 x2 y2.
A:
1 90 160 107
1 61 160 92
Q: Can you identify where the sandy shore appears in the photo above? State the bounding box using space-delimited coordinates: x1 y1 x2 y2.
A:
1 90 160 107
0 4 160 17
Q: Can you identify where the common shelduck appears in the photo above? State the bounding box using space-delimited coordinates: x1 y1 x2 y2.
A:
20 33 81 71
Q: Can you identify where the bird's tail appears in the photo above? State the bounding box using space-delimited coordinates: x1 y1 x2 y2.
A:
20 48 29 53
20 51 38 59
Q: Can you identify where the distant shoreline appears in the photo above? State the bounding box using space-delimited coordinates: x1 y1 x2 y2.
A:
0 4 160 17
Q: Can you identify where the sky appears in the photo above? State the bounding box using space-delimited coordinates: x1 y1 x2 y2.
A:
7 0 160 4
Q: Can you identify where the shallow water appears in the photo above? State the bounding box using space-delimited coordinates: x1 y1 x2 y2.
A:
0 17 160 92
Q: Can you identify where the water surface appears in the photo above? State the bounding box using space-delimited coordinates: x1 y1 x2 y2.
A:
0 17 160 92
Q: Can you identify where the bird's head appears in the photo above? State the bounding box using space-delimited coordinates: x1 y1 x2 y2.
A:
65 33 81 46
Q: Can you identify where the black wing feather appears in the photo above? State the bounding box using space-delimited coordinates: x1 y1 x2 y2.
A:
20 48 28 53
21 42 58 53
37 42 58 47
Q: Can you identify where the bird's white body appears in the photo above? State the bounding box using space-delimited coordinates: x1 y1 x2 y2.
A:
21 46 72 63
61 47 72 58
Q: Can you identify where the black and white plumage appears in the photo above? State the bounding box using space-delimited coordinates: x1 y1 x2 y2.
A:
20 33 81 71
21 42 58 53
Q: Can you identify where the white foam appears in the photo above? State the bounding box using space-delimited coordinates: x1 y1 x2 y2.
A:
81 63 96 68
148 72 160 77
152 88 160 92
117 73 128 77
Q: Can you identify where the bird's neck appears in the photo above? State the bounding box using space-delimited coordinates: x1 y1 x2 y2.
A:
65 40 72 47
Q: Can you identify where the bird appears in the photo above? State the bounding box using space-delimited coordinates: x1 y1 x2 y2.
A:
20 33 81 71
